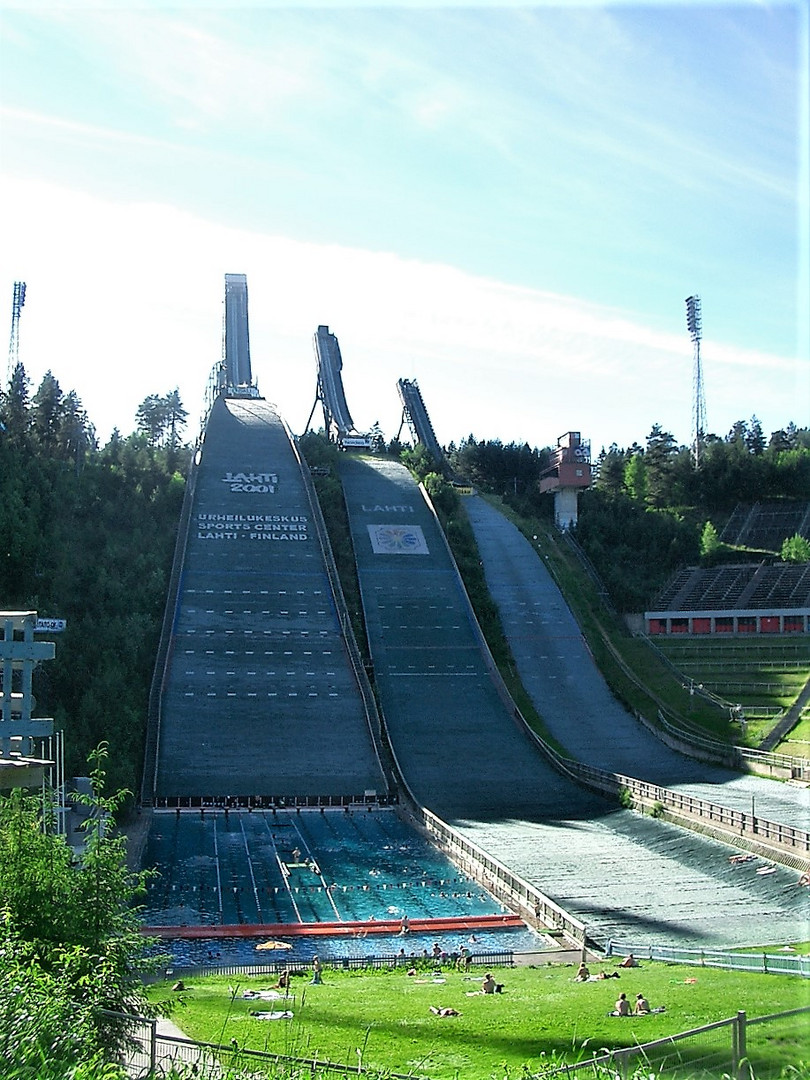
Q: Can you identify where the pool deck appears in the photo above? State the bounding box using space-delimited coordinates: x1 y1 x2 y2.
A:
142 912 524 939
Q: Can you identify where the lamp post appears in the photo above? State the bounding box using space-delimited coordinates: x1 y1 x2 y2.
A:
685 295 707 468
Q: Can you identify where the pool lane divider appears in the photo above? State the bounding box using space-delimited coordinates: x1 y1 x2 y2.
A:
141 913 524 939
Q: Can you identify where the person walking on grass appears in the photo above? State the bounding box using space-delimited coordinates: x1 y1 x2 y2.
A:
311 955 322 985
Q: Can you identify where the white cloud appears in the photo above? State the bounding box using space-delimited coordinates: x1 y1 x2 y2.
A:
1 178 805 454
0 105 179 151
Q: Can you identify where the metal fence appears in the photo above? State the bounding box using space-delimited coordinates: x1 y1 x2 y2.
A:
157 948 514 982
559 752 810 863
418 805 588 946
605 940 810 978
118 1005 810 1080
121 1013 418 1078
545 1007 810 1080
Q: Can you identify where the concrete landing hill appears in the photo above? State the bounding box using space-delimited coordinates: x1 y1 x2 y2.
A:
339 455 608 823
152 397 387 803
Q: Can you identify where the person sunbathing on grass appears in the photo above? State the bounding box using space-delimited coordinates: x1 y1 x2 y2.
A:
430 1006 460 1017
612 993 631 1016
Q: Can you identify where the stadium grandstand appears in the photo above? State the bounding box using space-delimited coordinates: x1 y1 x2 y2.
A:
647 500 810 636
719 500 810 552
646 562 810 636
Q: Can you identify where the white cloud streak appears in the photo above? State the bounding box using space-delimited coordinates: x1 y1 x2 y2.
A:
1 179 804 455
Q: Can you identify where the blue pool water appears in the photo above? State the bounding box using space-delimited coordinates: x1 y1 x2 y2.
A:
143 808 506 927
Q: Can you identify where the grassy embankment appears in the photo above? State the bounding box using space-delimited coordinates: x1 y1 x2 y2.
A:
653 637 810 751
153 959 810 1079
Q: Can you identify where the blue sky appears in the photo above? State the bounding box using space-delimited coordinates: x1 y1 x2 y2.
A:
1 1 807 456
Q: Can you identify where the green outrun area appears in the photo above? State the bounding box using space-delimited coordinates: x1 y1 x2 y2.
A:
152 959 810 1079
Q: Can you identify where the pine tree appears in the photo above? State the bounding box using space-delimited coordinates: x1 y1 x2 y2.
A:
781 534 810 563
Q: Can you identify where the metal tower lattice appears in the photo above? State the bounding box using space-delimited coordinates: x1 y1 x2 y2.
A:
686 294 707 468
6 281 26 390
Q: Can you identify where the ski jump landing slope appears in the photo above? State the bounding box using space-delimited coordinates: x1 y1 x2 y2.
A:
340 456 606 822
465 495 809 832
153 397 386 801
340 457 809 948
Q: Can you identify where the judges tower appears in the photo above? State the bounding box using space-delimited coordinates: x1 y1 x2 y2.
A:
539 432 592 529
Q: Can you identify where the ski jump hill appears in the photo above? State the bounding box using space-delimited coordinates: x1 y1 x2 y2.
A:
142 275 808 947
146 394 389 804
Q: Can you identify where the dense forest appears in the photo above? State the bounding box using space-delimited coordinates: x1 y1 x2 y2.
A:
2 358 808 800
447 418 810 611
0 365 188 798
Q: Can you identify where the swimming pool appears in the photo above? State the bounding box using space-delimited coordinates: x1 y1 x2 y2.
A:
142 808 508 928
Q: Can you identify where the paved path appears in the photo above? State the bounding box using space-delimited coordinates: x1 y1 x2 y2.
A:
126 1015 191 1078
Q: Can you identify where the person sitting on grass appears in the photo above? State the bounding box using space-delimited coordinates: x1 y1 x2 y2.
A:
618 954 638 968
481 973 496 994
634 993 650 1015
612 993 631 1016
574 963 590 982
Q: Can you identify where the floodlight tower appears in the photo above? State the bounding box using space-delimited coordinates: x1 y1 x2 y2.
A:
685 294 707 468
6 281 26 390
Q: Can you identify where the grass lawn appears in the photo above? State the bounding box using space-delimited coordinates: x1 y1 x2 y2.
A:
151 959 810 1078
783 712 810 759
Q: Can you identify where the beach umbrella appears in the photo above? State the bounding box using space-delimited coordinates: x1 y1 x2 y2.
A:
255 940 293 951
